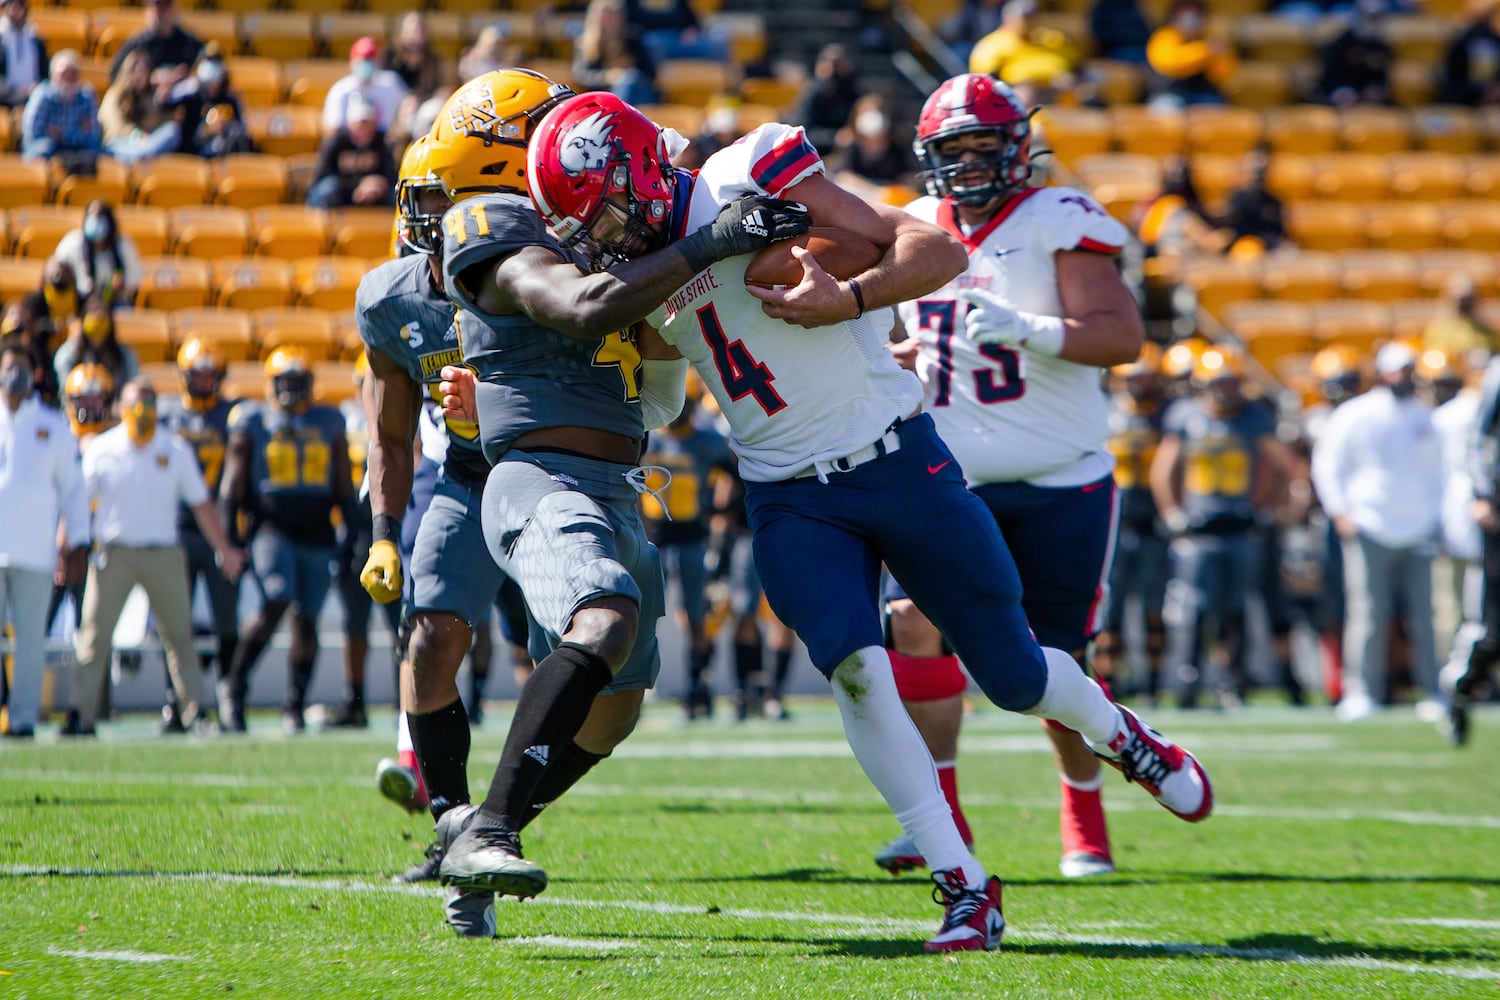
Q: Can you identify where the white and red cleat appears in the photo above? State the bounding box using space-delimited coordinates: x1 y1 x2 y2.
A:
924 870 1004 953
1088 706 1213 822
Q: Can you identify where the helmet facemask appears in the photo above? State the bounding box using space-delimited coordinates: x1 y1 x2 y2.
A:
397 177 450 257
272 370 313 411
916 121 1032 208
564 154 672 269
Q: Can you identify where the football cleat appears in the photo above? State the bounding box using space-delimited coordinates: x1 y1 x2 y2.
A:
325 701 368 729
1059 852 1116 879
1444 702 1470 747
444 885 497 938
925 870 1004 953
216 680 246 733
281 707 305 735
874 833 975 876
375 757 428 814
394 844 443 884
437 806 548 899
1087 705 1213 822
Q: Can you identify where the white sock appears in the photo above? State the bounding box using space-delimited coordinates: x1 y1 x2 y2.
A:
1023 647 1125 749
832 646 986 887
396 712 414 754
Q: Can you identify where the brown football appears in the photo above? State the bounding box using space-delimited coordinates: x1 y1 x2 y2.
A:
743 227 883 289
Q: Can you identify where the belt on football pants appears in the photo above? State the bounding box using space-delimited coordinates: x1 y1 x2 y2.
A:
796 416 906 484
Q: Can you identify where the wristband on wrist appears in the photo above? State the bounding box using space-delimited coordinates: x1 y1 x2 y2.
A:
847 277 866 319
372 513 401 544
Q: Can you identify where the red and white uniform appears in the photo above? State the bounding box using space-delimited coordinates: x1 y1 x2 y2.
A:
897 187 1129 487
647 123 922 483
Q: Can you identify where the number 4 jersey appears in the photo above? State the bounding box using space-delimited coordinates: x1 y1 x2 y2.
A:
897 186 1129 487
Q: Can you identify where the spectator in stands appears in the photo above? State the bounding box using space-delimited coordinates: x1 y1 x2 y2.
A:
324 37 408 135
574 0 660 107
1 299 58 406
1425 274 1498 357
33 258 80 333
385 13 447 104
1135 155 1226 259
1090 0 1152 63
52 293 136 393
1220 146 1288 254
1315 0 1393 107
1311 341 1445 721
827 94 916 189
99 49 181 166
0 338 88 739
306 97 398 210
969 0 1082 101
20 49 101 167
109 0 202 90
62 378 244 736
49 200 141 306
940 0 1007 65
792 43 860 154
1146 0 1235 108
168 43 251 159
0 0 47 109
457 24 519 84
623 0 728 66
1441 3 1500 106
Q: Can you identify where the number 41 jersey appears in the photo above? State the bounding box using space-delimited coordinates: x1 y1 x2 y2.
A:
897 186 1129 488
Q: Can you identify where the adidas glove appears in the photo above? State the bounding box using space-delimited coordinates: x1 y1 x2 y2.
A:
677 195 812 274
359 539 403 604
956 288 1066 357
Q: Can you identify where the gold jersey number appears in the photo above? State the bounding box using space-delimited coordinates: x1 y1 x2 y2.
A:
265 431 332 489
1184 440 1250 498
592 330 642 401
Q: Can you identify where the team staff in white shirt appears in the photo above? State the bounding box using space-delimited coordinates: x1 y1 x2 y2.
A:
64 379 245 735
0 340 88 738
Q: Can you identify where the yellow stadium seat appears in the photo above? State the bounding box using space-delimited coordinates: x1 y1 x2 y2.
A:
114 205 169 257
329 308 360 360
177 10 240 55
10 205 83 257
251 206 330 260
1477 301 1500 333
734 103 782 132
315 14 390 63
77 57 111 98
1387 152 1468 201
88 7 149 58
640 103 706 139
1480 108 1500 150
168 205 252 259
1364 201 1443 251
523 59 578 93
1390 60 1437 108
1338 249 1420 301
1086 59 1145 105
52 157 127 206
138 360 179 397
1260 250 1343 301
327 209 392 259
1178 258 1262 319
739 75 805 114
241 12 318 61
131 155 213 208
112 308 173 364
1310 153 1390 202
657 59 734 107
0 155 51 209
253 306 336 361
1416 249 1498 297
1073 152 1160 222
1440 199 1500 251
224 58 284 110
1223 61 1298 108
173 307 256 362
424 13 467 60
137 256 213 311
1389 298 1445 341
1267 152 1319 202
311 360 358 404
1034 107 1112 166
1184 106 1263 157
1221 300 1315 369
221 360 264 400
245 105 323 158
1463 154 1500 197
1380 15 1456 63
0 258 44 299
282 152 319 203
1108 106 1185 158
1187 154 1243 215
213 257 295 311
1262 105 1340 155
213 154 288 208
282 61 347 110
1411 107 1482 154
29 7 90 54
1285 202 1366 251
1338 106 1410 154
292 255 365 312
1235 15 1316 62
1311 300 1392 352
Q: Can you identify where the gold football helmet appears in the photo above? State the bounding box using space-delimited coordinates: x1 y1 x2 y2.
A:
177 336 226 406
1192 347 1245 386
264 345 314 411
396 135 450 255
425 68 574 202
63 363 114 437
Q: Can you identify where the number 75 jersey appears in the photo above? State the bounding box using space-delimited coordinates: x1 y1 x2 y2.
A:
897 186 1129 488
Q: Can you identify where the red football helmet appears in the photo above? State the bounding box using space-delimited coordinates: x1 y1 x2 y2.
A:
527 91 676 266
913 74 1032 207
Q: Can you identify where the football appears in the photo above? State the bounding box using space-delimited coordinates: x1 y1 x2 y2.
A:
743 227 883 289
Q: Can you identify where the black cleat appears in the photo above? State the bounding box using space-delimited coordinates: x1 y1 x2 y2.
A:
324 701 367 729
392 843 444 884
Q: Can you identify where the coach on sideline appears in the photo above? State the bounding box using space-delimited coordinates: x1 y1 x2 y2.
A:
0 340 89 739
63 379 244 736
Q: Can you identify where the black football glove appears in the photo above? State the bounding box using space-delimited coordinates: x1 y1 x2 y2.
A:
677 194 812 274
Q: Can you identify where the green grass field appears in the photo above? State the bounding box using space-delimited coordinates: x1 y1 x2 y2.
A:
1 700 1496 999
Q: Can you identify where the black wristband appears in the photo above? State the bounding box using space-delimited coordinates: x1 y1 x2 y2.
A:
847 277 866 319
676 228 716 275
372 513 401 544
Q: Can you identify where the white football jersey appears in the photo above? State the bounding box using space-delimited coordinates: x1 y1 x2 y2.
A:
1434 388 1480 562
897 187 1129 487
649 123 921 483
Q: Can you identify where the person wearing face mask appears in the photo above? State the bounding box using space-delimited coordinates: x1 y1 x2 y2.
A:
0 339 89 739
168 44 250 158
1 299 58 406
829 96 917 191
49 200 142 305
31 259 79 335
1149 348 1300 709
1311 341 1446 723
323 36 408 135
51 293 137 394
63 379 244 736
20 48 101 165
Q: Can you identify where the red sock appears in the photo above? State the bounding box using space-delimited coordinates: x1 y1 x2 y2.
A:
1059 775 1111 861
936 762 973 846
399 749 429 805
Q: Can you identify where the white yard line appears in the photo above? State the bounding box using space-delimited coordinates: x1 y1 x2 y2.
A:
46 947 186 964
1387 918 1500 930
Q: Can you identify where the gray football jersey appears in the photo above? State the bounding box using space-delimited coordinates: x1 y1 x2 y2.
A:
440 192 645 464
355 255 489 489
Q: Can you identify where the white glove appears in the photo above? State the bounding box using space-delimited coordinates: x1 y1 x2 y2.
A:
956 288 1066 356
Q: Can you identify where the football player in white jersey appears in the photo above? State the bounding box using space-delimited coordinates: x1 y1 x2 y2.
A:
494 90 1212 951
876 73 1148 880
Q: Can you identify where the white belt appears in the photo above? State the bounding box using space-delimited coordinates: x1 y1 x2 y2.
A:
796 424 904 484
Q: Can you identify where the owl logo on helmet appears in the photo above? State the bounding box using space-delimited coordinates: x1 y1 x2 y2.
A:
264 346 314 412
914 74 1033 208
558 110 618 175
